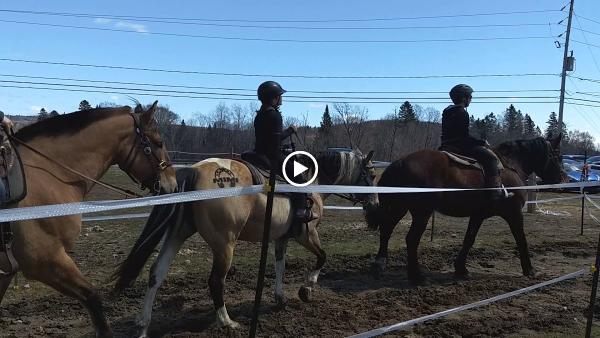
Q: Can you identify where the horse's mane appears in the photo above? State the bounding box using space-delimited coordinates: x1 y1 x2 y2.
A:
494 137 547 169
317 149 363 184
15 105 134 142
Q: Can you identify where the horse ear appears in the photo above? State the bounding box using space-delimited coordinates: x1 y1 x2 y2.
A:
551 132 563 149
141 100 158 125
365 150 375 163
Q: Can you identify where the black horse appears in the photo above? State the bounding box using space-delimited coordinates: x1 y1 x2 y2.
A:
366 135 566 283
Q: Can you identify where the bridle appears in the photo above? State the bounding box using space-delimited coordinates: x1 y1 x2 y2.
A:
119 113 172 194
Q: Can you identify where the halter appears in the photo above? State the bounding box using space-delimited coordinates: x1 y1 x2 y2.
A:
319 151 376 206
119 113 172 194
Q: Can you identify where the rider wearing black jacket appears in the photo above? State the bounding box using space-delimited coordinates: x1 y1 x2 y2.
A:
441 84 506 200
254 81 318 230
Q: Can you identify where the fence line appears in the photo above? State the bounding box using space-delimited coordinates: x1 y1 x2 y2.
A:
2 181 599 223
347 269 586 338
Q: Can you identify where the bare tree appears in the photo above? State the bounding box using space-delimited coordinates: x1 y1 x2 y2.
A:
333 102 369 150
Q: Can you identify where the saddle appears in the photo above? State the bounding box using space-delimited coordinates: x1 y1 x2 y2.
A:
239 151 287 185
440 151 504 172
0 135 27 276
0 136 27 206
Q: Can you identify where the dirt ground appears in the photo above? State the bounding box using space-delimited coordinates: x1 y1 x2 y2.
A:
2 169 600 337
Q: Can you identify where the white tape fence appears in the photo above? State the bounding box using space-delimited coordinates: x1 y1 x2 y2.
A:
2 181 599 223
347 269 586 338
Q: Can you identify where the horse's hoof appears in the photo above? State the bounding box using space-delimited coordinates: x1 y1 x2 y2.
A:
408 271 425 285
370 262 384 280
298 286 312 302
217 320 241 330
524 268 537 278
275 295 286 310
454 266 469 278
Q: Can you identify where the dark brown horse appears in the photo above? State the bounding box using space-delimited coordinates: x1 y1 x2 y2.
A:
366 135 566 283
0 102 177 337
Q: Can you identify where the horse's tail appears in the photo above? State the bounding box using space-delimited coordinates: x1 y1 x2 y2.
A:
366 159 402 230
111 167 198 294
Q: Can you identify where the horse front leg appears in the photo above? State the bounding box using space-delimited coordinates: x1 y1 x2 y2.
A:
274 239 288 309
371 213 403 279
454 215 485 277
502 211 535 277
406 209 432 284
295 222 326 303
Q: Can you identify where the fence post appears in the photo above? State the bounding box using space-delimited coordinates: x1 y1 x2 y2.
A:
249 172 276 338
527 173 537 213
585 228 600 338
430 212 435 242
581 191 586 236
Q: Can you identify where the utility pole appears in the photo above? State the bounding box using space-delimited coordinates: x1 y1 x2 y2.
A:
558 0 575 130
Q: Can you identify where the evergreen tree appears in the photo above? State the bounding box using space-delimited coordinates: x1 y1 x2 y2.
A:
523 114 536 137
399 101 418 122
37 108 49 121
319 105 333 133
79 100 92 111
503 104 523 137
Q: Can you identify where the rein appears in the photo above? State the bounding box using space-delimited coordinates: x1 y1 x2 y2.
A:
9 134 143 198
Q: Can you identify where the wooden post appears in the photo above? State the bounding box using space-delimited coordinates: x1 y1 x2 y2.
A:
430 212 435 242
527 173 537 213
249 173 276 337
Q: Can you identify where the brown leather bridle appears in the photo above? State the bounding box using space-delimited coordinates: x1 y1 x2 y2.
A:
119 113 172 194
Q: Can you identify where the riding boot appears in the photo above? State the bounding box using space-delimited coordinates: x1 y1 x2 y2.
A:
291 193 319 236
485 175 509 200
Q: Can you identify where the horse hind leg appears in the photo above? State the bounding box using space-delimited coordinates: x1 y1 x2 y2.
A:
406 209 433 284
136 222 195 338
295 223 326 303
0 273 15 305
209 243 239 329
274 239 288 308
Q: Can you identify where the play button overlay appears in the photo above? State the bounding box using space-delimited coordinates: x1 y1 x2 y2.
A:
282 151 318 187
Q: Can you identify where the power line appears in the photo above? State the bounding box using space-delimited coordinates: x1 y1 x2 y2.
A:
0 19 555 44
0 10 554 30
566 77 600 133
0 73 561 95
0 79 560 101
572 39 600 49
576 14 600 26
0 8 562 24
0 84 560 105
574 14 600 76
0 58 559 79
570 75 600 84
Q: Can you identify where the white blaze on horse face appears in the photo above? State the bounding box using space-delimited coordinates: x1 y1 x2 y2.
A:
199 158 232 171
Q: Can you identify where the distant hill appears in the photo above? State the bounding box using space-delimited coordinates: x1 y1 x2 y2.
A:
5 115 36 131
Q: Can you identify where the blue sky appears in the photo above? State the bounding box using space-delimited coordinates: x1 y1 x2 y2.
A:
1 1 600 140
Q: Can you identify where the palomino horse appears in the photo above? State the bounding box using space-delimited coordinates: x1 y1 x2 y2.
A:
0 102 177 338
112 149 378 337
366 135 566 284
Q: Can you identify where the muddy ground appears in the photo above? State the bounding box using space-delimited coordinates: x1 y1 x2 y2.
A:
2 169 600 337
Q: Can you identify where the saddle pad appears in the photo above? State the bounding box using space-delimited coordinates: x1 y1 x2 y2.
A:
441 151 504 171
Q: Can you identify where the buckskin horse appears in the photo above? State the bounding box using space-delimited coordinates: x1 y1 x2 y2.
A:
366 135 566 284
0 102 177 338
112 149 378 337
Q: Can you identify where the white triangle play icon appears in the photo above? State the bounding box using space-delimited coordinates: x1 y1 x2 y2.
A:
293 161 308 178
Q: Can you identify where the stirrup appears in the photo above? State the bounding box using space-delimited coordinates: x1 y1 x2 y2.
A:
501 184 514 198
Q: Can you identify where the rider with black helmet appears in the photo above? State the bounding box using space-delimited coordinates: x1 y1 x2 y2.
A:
441 84 507 200
254 81 318 230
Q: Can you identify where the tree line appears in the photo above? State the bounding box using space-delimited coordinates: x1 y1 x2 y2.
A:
30 99 599 161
